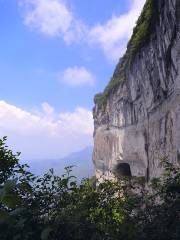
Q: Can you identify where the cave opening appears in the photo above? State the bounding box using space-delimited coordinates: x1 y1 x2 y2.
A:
114 163 132 177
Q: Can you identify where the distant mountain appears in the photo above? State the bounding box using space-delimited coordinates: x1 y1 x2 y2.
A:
25 146 94 180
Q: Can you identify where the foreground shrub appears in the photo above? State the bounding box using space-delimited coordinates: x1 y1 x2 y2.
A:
0 137 179 240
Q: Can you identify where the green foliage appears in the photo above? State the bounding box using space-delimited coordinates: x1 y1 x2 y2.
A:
95 0 157 110
126 0 156 63
0 137 180 240
0 136 20 184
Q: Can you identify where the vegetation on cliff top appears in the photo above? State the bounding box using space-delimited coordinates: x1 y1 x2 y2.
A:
94 0 157 109
0 137 180 240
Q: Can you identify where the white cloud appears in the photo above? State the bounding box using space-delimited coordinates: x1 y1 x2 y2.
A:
22 0 72 37
20 0 86 43
0 100 93 160
41 102 54 116
19 0 145 60
88 0 146 61
59 66 95 86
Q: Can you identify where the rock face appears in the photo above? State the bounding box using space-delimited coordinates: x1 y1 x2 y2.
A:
93 0 180 181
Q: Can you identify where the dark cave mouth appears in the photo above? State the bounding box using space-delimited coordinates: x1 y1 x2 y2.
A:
114 163 132 177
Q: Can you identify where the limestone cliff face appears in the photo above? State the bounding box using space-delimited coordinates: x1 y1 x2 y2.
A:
93 0 180 181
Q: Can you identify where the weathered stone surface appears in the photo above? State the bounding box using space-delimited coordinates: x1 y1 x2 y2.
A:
93 0 180 180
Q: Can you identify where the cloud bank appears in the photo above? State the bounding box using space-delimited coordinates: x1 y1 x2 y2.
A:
0 101 93 160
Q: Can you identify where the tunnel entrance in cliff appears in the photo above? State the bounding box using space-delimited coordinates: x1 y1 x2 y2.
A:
114 163 132 178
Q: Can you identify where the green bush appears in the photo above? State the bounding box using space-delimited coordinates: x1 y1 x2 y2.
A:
0 137 180 240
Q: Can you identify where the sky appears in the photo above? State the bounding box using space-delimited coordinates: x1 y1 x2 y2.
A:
0 0 145 161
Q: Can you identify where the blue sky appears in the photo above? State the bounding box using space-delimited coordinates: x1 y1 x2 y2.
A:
0 0 145 160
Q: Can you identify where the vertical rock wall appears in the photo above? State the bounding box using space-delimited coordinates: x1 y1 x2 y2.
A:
93 0 180 180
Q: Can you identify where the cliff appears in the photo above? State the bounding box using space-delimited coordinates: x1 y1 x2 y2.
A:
93 0 180 181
